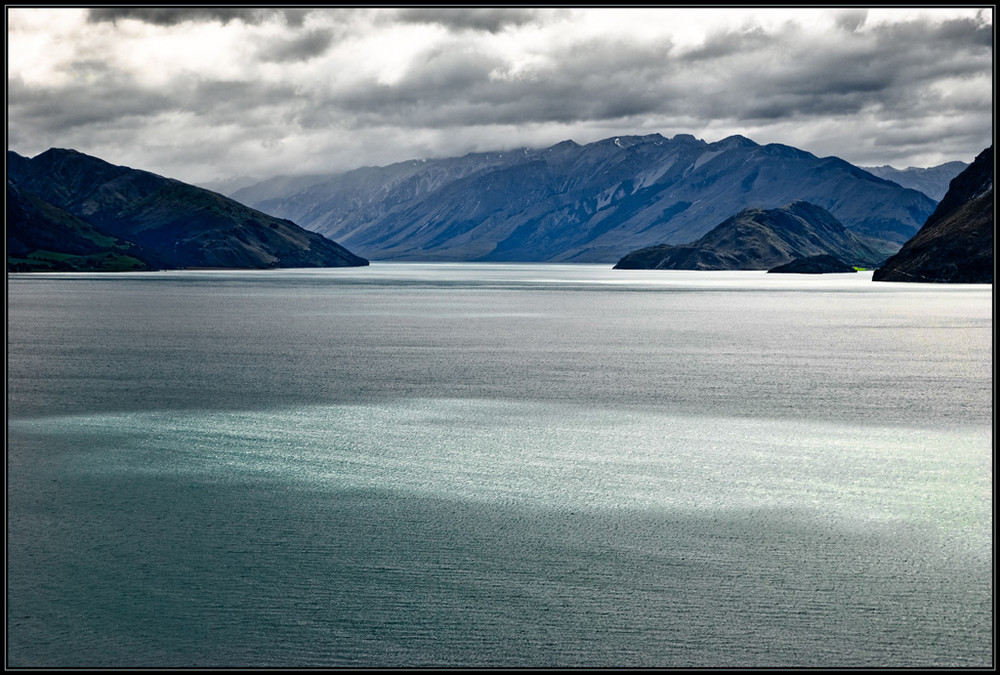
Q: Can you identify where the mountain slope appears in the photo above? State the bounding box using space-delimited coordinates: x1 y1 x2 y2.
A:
232 133 935 263
873 146 993 284
613 201 885 270
8 149 368 270
861 161 968 201
7 178 162 271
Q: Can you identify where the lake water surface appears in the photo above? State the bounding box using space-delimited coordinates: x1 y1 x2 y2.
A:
6 263 993 667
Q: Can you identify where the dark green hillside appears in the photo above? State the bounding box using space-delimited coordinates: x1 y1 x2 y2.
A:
7 148 368 271
102 181 369 269
7 179 160 272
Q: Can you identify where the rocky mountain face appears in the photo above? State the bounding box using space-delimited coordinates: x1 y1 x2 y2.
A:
873 146 993 284
232 134 936 263
613 201 886 271
8 149 368 271
861 161 968 202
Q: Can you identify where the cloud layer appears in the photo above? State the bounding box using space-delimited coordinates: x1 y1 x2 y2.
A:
7 7 993 185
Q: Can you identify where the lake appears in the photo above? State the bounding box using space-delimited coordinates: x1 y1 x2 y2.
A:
6 263 993 667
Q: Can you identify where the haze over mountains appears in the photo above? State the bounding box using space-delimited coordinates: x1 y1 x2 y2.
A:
231 133 940 264
861 162 969 202
7 149 368 272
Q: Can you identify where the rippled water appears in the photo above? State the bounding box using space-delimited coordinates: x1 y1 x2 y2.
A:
6 264 993 667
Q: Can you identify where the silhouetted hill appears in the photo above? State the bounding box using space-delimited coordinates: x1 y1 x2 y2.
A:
873 146 992 284
767 254 857 274
232 134 934 262
7 149 368 271
613 201 885 270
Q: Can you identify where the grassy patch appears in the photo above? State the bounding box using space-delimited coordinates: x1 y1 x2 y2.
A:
9 250 149 272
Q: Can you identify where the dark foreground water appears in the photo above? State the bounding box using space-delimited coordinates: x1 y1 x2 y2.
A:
7 264 993 667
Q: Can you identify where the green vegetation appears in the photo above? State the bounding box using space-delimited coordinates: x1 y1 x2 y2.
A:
8 250 149 272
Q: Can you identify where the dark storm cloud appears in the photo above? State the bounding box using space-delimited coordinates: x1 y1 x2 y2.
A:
63 8 996 148
670 12 992 124
9 8 991 180
743 50 903 117
181 79 303 119
87 7 310 27
298 35 680 131
326 46 502 112
549 37 675 79
8 70 173 134
891 13 993 47
833 10 869 33
259 29 335 63
7 68 300 144
302 8 972 139
393 8 552 33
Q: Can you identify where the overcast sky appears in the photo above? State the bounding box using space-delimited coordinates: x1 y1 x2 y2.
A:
7 6 994 187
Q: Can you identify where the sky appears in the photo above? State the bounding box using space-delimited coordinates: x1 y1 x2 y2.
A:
6 6 995 188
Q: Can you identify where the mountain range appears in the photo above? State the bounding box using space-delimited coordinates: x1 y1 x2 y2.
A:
7 149 368 272
873 146 993 284
613 201 885 271
9 136 981 277
860 162 968 202
231 133 940 263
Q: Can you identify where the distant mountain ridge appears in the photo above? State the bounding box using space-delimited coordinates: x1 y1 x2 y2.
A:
613 201 885 270
861 162 968 202
7 148 368 271
232 133 937 263
873 146 992 284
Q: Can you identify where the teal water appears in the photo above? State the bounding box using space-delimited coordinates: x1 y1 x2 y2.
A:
6 264 993 667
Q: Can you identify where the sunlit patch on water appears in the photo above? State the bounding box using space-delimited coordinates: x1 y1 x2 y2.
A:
11 398 991 533
7 399 993 668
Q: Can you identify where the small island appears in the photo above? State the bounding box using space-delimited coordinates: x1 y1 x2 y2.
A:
767 254 858 274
